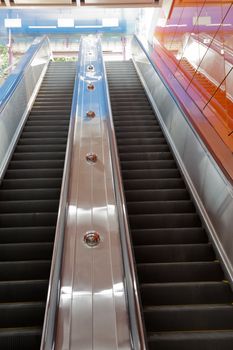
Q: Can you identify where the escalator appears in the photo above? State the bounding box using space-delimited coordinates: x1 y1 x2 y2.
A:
180 57 226 103
0 61 76 349
179 58 233 131
105 60 233 350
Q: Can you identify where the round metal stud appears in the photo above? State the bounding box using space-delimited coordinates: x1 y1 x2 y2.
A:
84 231 100 247
87 64 95 72
86 110 96 118
87 83 95 91
86 153 98 164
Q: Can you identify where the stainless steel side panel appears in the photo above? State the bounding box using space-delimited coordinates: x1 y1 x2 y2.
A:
132 36 233 284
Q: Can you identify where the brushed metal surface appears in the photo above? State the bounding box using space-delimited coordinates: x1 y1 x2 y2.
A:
55 36 131 350
132 35 233 285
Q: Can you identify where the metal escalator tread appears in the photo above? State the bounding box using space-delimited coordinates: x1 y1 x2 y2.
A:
106 60 233 350
0 61 76 349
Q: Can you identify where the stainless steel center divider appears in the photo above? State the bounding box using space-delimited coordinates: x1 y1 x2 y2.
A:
51 36 132 350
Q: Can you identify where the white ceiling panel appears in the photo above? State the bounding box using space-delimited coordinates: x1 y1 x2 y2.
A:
4 0 160 7
84 0 155 3
13 0 72 4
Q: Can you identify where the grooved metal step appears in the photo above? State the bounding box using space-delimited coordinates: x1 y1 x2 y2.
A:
106 60 233 349
141 281 233 305
144 304 233 332
137 261 224 283
147 330 233 350
0 60 75 349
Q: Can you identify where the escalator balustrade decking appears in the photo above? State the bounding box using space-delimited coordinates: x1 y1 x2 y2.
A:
0 61 75 350
105 60 233 350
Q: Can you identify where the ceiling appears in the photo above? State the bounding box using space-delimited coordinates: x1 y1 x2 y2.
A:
1 0 162 7
0 7 144 37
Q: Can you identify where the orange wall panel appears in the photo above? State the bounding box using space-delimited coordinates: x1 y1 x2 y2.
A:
152 0 233 150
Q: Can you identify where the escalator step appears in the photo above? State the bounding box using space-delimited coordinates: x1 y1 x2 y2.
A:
15 145 67 153
115 125 161 132
18 138 67 145
29 109 71 115
8 160 64 169
137 261 224 283
120 160 176 170
124 178 185 190
112 101 152 108
132 227 207 245
144 304 233 332
2 178 62 189
115 117 157 122
140 282 232 305
12 152 65 161
36 92 73 96
0 226 55 243
119 152 172 161
115 131 163 139
111 98 150 104
5 168 63 179
122 169 180 179
147 330 233 350
108 83 143 88
28 113 70 119
0 242 53 261
32 102 72 108
113 110 155 117
23 125 69 132
0 326 42 350
129 213 201 229
117 137 167 146
26 118 70 124
36 93 73 103
127 200 195 214
118 144 168 152
0 212 57 227
21 131 68 138
0 302 45 328
134 243 214 263
0 199 59 213
0 261 51 280
0 188 60 201
0 280 48 302
125 189 189 202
